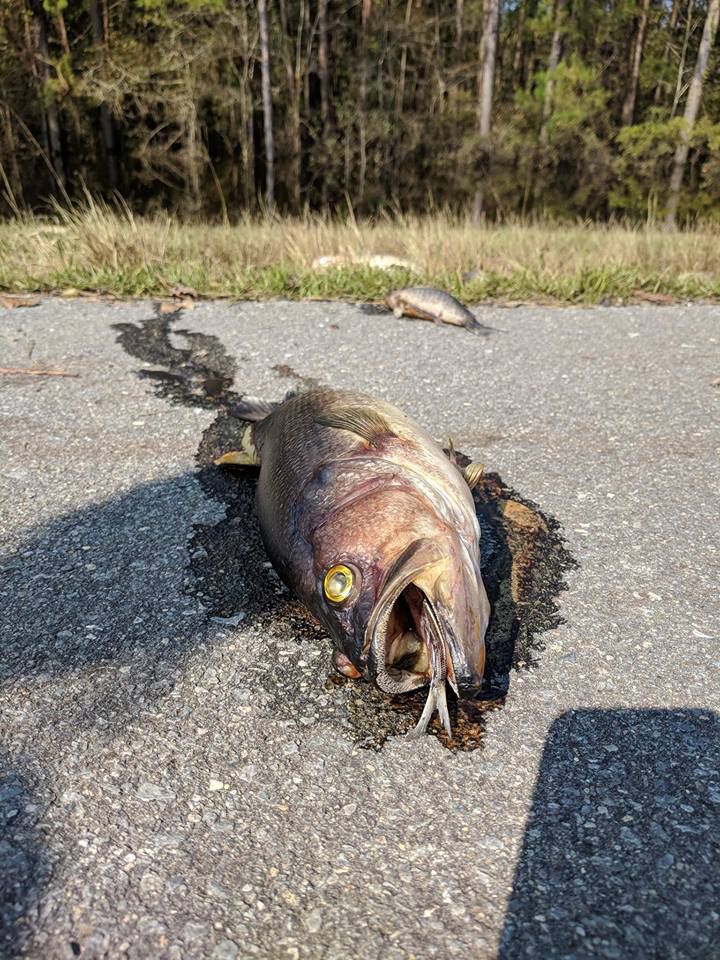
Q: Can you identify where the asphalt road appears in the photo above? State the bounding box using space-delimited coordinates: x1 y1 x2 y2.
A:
1 298 718 960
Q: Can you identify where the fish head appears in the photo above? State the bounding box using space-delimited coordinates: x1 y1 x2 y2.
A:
367 534 489 697
311 490 489 700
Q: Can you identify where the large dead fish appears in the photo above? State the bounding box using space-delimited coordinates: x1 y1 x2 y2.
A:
216 388 489 737
386 286 490 333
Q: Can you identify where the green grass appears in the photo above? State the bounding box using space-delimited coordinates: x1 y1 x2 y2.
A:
1 202 719 304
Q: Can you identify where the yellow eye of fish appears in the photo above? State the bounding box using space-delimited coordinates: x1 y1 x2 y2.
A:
323 564 354 603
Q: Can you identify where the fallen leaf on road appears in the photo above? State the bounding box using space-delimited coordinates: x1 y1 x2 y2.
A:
712 377 720 387
160 297 195 313
0 367 79 378
632 290 675 304
170 283 198 298
60 288 81 298
0 295 40 309
158 301 180 314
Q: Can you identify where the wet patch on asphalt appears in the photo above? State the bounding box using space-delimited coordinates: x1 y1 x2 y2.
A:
114 305 576 751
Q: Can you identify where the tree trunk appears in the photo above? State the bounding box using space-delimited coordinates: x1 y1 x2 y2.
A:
671 1 694 117
395 0 413 117
654 0 684 106
89 0 119 190
357 0 371 207
455 0 464 44
538 0 566 147
0 104 25 210
621 0 652 126
472 0 500 221
258 0 275 209
55 8 71 58
318 0 330 208
235 0 255 210
29 0 66 193
277 0 302 210
666 0 720 226
512 0 527 87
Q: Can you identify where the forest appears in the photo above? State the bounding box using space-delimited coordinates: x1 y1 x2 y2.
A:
0 0 719 224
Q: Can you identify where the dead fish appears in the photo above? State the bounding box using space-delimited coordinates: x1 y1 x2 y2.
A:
216 389 489 737
386 286 490 333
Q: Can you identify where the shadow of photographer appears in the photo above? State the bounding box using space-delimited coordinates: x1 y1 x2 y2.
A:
500 708 720 959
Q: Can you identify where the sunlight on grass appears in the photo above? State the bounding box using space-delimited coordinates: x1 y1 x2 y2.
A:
1 200 719 303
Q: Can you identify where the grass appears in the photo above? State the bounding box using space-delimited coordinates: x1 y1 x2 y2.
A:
1 201 720 304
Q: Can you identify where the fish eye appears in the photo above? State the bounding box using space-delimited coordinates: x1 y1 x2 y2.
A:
323 564 356 604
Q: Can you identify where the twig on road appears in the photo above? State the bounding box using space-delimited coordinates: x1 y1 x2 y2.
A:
0 367 79 378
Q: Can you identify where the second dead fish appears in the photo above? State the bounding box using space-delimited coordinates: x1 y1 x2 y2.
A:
386 286 491 333
215 388 490 738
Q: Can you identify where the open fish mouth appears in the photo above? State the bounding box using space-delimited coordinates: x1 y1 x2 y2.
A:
367 539 458 738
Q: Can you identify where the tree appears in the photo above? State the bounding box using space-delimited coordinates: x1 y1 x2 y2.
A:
472 0 500 221
539 0 567 147
89 0 118 190
29 0 66 193
258 0 275 209
318 0 330 209
666 0 720 225
622 0 653 126
2 0 720 220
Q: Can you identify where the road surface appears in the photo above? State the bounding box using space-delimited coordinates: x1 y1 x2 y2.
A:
1 298 718 959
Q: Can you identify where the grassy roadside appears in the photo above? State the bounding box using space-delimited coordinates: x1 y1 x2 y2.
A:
1 204 720 304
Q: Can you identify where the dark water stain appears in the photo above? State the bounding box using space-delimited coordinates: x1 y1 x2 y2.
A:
114 305 576 751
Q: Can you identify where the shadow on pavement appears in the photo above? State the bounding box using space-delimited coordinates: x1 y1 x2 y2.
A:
0 471 285 692
500 708 720 959
0 758 46 960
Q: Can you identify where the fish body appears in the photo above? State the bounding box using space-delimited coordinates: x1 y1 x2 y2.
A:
386 287 486 332
217 388 490 736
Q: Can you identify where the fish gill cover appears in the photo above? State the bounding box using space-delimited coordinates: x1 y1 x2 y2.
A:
114 305 577 751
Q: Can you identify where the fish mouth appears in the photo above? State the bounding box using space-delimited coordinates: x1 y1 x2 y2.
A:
367 539 457 737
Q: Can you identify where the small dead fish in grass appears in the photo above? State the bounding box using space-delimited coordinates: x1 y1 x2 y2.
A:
386 286 492 334
216 389 490 738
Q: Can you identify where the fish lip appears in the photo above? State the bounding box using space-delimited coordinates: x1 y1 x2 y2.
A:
366 538 449 694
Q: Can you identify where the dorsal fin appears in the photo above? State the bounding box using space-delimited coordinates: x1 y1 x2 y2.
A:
316 405 394 446
229 395 278 422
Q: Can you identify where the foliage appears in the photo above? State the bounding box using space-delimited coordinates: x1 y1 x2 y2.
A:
0 0 719 221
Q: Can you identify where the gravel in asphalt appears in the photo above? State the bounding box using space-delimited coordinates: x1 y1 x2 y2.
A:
0 298 718 959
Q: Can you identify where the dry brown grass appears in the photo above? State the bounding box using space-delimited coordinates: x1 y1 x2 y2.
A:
1 200 719 302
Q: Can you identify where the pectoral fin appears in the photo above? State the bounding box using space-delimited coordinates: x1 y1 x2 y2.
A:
214 424 260 467
463 461 485 490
